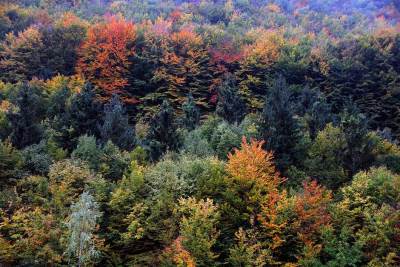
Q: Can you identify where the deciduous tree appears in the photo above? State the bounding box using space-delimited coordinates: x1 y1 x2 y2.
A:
76 16 137 102
66 191 102 267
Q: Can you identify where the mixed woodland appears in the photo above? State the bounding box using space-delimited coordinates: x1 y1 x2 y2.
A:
0 0 400 266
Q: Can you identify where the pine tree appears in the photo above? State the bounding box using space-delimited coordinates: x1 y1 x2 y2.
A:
216 75 247 124
66 191 102 267
261 76 301 170
180 93 200 131
99 95 135 151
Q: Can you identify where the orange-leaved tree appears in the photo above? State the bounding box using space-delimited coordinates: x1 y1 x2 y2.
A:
225 137 282 225
76 16 137 103
236 29 284 109
161 237 196 267
294 180 332 247
227 137 280 190
153 26 213 110
258 179 332 264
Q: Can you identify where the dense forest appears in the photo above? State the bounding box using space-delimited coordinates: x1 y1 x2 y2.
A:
0 0 399 266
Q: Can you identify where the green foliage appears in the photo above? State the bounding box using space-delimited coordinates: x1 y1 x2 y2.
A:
63 83 102 149
0 140 22 187
72 135 101 170
181 128 214 158
21 141 52 175
210 121 242 159
0 1 400 265
6 83 45 149
319 226 363 267
340 104 376 177
99 141 130 181
216 75 247 124
228 228 268 267
72 136 130 181
296 86 333 139
176 197 220 267
146 100 179 161
306 123 347 189
99 95 135 151
180 93 200 131
335 167 400 265
261 76 302 170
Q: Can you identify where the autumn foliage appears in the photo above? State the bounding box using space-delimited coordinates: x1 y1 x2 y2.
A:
227 137 280 188
0 1 400 266
294 180 332 244
153 26 212 109
76 16 136 102
162 237 196 267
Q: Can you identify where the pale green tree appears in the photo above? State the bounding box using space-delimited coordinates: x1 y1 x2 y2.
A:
66 191 102 267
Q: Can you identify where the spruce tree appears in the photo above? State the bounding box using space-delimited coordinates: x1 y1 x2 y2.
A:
261 76 301 170
216 75 247 124
146 100 178 161
99 95 135 151
297 87 333 139
67 83 102 149
180 93 200 131
340 102 375 177
7 83 45 149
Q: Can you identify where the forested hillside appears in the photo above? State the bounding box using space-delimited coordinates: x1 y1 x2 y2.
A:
0 1 399 266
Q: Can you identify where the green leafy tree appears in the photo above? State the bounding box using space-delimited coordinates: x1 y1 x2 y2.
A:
210 121 242 159
99 141 130 181
21 141 52 175
228 228 268 267
296 86 333 139
177 197 220 267
0 140 21 187
335 167 400 265
340 104 375 177
306 123 347 189
71 135 102 170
